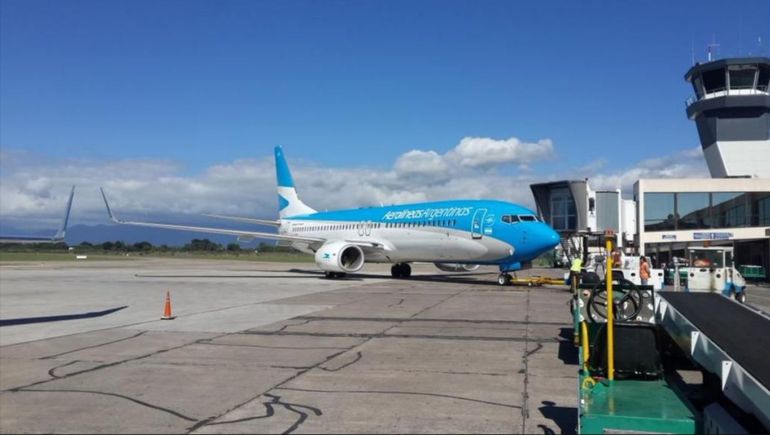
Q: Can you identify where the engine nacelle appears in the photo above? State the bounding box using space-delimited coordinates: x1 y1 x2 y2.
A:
434 263 481 272
315 241 365 273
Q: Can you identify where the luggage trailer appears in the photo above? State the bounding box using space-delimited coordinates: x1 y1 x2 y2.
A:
576 237 769 433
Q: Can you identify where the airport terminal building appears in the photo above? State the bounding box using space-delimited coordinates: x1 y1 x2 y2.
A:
635 178 770 267
531 56 770 278
638 56 770 270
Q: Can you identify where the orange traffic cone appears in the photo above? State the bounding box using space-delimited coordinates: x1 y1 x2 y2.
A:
161 291 176 320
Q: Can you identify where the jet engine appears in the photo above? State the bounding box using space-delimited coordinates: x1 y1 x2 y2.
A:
434 263 481 272
315 241 365 273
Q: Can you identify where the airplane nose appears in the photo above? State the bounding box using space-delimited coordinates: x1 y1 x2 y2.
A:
538 224 561 253
547 226 560 247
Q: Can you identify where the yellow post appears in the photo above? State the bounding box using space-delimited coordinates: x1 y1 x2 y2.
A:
605 233 615 382
581 321 590 372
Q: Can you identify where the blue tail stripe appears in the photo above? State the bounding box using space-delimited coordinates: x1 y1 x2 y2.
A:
274 146 295 188
278 195 290 210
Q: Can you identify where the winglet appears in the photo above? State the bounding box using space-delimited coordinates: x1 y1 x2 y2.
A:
100 187 122 223
53 185 75 240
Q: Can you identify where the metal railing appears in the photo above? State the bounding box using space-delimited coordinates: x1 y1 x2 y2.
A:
686 85 770 107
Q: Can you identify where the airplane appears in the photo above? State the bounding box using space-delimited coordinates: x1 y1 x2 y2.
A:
0 186 75 244
100 147 560 286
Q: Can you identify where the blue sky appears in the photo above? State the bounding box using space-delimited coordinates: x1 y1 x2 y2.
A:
1 0 769 233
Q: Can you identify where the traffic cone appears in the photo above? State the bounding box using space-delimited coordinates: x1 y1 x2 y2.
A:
161 291 176 320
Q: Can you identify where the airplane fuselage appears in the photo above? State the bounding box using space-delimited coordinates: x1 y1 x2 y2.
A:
281 199 559 270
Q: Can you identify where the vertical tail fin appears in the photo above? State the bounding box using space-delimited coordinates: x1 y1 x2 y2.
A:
54 185 75 240
275 146 316 218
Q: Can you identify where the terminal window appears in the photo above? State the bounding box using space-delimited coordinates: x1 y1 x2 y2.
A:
643 193 675 232
677 192 711 229
644 191 769 232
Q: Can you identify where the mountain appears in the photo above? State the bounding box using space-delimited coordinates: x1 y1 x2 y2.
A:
1 218 273 247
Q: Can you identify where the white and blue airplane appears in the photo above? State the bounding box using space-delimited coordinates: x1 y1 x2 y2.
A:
0 186 75 244
101 147 559 285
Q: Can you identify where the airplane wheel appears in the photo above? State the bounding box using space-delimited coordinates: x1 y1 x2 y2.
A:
402 264 412 278
736 292 747 304
498 274 511 286
325 272 346 279
391 263 411 279
391 265 401 278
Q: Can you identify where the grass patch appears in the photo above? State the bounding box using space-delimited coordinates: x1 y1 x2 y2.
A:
0 251 314 263
139 251 315 262
0 252 124 262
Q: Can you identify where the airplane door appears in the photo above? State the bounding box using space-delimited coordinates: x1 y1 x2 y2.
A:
471 209 487 239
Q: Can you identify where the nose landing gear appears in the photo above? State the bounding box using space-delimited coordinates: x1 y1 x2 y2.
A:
497 273 512 286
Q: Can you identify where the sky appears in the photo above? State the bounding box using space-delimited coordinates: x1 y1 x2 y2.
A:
1 0 769 234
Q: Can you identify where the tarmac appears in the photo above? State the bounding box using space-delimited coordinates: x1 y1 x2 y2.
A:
1 258 768 433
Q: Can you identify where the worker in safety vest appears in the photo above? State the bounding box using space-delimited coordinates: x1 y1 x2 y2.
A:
570 257 583 291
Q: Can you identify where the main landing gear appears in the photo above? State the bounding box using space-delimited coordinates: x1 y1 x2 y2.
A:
324 271 347 279
497 273 513 286
391 263 412 278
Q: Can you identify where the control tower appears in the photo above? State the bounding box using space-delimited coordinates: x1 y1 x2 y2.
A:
685 57 770 178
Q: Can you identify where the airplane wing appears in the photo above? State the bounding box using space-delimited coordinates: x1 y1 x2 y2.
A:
0 235 66 244
202 214 281 227
0 185 75 244
100 188 324 245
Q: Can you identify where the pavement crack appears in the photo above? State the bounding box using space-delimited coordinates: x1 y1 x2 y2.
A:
197 342 349 351
275 386 521 410
5 334 230 393
387 298 405 307
520 287 532 432
39 331 147 360
265 393 322 435
275 319 312 333
239 330 557 343
525 342 543 358
14 388 197 422
187 348 347 433
47 360 81 379
205 397 277 426
294 315 567 326
320 351 362 372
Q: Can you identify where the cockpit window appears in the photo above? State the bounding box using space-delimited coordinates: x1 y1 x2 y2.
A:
519 215 537 222
502 215 520 224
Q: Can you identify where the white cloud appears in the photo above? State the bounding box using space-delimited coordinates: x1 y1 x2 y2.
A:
394 150 450 179
587 147 710 194
0 139 711 232
446 137 554 168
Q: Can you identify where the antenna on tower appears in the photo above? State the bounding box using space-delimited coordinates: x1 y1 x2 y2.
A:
691 38 696 65
707 35 720 62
